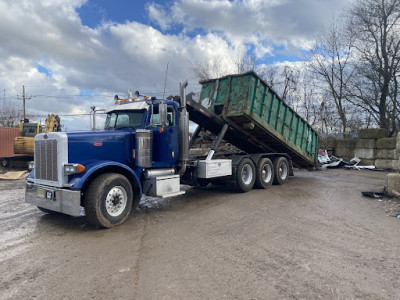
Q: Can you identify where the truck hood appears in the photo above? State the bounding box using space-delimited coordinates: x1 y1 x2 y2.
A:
66 130 134 166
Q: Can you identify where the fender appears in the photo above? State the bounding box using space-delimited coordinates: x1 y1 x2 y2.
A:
68 160 142 194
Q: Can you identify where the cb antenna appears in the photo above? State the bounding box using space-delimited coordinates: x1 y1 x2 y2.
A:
163 61 169 99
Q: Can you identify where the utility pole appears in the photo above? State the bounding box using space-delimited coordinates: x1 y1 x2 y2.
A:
23 85 26 121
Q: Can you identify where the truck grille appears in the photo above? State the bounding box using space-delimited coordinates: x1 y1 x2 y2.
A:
35 139 58 182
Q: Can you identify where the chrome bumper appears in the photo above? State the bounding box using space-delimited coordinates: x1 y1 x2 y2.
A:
25 182 81 217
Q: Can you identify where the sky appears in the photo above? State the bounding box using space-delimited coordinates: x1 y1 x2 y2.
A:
0 0 353 131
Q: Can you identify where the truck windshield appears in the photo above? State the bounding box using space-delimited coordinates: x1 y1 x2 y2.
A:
104 110 146 130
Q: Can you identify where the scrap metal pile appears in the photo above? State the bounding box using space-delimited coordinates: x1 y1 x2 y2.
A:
318 149 376 170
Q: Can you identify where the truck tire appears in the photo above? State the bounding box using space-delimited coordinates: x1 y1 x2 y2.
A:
255 158 274 189
236 158 255 192
84 173 133 228
273 157 289 185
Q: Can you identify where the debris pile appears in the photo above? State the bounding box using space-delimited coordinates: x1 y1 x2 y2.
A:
361 189 400 218
318 149 378 170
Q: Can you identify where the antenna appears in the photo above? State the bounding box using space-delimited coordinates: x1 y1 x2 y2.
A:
163 61 169 99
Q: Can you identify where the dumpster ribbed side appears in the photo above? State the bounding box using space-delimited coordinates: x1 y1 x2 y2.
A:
199 71 318 167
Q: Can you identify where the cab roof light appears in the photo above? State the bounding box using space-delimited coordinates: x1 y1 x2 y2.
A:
115 98 141 105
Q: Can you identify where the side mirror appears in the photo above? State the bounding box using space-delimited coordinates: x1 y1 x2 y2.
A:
159 103 168 127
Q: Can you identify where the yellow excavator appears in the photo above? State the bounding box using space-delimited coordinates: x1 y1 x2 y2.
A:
14 114 61 155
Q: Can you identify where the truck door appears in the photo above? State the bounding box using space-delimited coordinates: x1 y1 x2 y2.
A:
148 104 179 167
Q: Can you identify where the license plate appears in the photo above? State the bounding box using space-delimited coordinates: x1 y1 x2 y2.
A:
38 188 53 200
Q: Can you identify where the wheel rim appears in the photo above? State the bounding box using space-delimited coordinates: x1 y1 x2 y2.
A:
241 164 253 185
278 161 288 180
261 164 272 183
105 186 128 217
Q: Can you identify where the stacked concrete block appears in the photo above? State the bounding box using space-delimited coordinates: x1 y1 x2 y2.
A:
354 128 385 166
386 173 400 196
355 138 376 165
318 138 336 150
375 137 398 170
358 128 386 139
385 133 400 196
335 139 356 161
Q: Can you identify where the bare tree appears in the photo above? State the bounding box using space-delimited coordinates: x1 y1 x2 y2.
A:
261 64 279 89
235 52 259 74
193 50 301 103
347 0 400 135
298 78 319 126
309 19 355 137
0 104 23 127
278 65 300 103
191 56 231 81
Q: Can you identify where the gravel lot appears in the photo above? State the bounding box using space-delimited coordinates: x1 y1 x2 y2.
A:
0 169 399 299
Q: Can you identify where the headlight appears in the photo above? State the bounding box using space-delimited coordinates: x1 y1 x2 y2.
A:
64 163 85 175
28 161 35 170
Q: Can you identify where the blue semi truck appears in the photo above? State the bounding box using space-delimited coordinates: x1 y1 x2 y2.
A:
25 72 318 228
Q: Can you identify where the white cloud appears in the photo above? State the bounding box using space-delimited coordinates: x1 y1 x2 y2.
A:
0 0 353 131
146 3 171 31
153 0 351 52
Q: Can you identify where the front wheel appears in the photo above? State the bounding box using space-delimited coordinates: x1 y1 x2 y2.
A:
84 173 133 228
273 157 289 185
235 158 255 192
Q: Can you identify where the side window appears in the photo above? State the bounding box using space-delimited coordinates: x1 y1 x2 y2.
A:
149 105 175 127
150 107 161 127
167 107 175 126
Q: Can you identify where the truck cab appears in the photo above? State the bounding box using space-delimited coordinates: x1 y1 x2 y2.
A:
26 97 186 228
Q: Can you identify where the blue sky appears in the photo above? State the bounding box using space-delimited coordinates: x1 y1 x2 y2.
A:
0 0 352 130
78 0 154 28
76 0 334 63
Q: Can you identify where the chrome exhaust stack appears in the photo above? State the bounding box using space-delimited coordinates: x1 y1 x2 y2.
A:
178 81 189 176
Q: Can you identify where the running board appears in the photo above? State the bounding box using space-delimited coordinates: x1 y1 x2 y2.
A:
159 191 185 199
143 174 184 198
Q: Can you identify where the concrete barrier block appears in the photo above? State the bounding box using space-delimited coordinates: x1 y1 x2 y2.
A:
359 128 386 139
397 132 400 156
376 137 396 149
356 139 376 149
336 139 356 149
376 149 398 160
318 139 336 149
335 147 355 159
354 148 376 159
375 159 398 170
386 173 400 196
358 159 375 165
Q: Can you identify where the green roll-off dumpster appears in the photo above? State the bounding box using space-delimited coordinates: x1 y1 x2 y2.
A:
198 71 318 168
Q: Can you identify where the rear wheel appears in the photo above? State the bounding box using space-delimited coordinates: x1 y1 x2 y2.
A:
235 158 255 192
255 158 274 189
84 173 133 228
273 157 289 185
